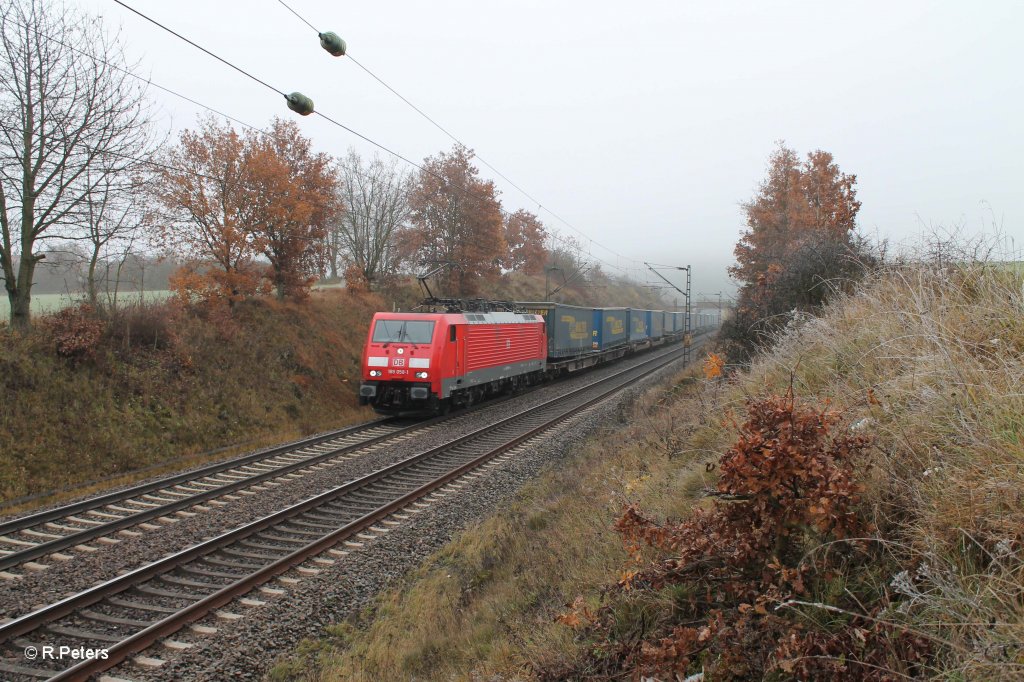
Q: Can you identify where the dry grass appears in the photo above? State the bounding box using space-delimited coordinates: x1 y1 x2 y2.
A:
272 245 1024 680
267 364 719 682
741 254 1024 679
0 289 381 505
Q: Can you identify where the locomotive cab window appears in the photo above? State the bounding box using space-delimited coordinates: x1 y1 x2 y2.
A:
450 326 457 342
372 320 435 344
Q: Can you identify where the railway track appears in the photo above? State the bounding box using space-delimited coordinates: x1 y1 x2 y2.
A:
0 418 438 575
0 342 693 681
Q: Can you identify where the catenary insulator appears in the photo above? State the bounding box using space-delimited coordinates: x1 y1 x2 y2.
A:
319 32 346 57
285 92 314 116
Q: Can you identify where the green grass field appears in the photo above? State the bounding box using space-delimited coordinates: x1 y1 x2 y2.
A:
0 290 172 322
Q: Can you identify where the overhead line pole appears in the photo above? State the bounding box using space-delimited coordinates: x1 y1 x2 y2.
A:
645 262 691 366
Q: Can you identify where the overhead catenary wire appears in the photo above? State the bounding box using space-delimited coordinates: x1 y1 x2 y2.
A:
38 27 622 270
276 0 319 33
110 2 455 187
11 20 256 136
7 18 651 280
102 1 639 277
113 0 285 98
273 0 646 272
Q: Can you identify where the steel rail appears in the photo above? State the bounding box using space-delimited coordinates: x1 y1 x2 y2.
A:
0 417 440 572
0 338 694 574
0 340 698 681
0 418 403 534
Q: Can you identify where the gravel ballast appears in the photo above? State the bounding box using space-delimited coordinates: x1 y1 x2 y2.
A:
108 354 688 682
0 345 688 621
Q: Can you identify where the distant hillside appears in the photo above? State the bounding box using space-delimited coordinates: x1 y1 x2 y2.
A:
378 270 674 312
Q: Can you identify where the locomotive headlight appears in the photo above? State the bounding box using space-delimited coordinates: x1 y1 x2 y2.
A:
396 347 405 355
369 370 381 377
416 371 428 379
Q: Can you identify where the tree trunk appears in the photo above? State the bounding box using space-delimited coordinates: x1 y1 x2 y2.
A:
9 251 38 330
87 247 100 307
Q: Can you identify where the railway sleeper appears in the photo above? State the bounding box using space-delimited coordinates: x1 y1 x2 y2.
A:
352 484 416 498
180 481 221 490
273 525 329 538
204 475 246 484
219 546 279 562
19 529 62 540
286 518 342 531
159 573 230 590
0 535 41 547
327 498 392 512
316 501 379 515
133 584 198 600
300 511 363 524
0 658 58 678
238 539 297 553
80 609 154 629
44 522 83 533
254 532 312 545
179 564 247 580
383 473 437 486
105 596 181 614
149 490 190 499
410 460 464 474
140 490 180 499
202 555 266 571
46 624 122 643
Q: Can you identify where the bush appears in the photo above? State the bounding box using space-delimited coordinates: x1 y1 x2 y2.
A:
103 301 179 352
42 304 104 360
546 392 928 681
721 232 876 364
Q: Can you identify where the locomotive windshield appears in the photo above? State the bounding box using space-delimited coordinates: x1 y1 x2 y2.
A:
372 319 435 344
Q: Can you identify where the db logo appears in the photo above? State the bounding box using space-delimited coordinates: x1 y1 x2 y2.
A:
392 358 405 367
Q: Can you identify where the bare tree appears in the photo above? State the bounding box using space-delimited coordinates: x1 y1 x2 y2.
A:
547 232 589 284
0 0 152 328
81 168 147 307
333 150 412 290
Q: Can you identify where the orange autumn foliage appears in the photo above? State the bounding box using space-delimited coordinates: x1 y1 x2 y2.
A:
406 145 506 297
153 117 264 305
153 116 338 306
730 143 860 288
243 119 339 300
502 208 548 275
703 352 725 379
722 143 866 360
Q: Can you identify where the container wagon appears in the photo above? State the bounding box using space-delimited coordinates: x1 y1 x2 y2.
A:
628 308 649 342
517 302 594 358
647 309 664 340
592 307 629 351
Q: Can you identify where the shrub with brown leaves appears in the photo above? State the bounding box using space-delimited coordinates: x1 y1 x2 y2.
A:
618 391 870 599
547 392 931 681
42 304 104 360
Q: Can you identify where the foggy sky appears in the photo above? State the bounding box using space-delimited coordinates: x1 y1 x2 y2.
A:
69 0 1024 296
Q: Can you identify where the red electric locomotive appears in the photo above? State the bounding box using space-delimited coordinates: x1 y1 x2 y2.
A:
358 311 547 414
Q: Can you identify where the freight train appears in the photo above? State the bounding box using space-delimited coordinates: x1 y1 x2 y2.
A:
359 302 716 415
